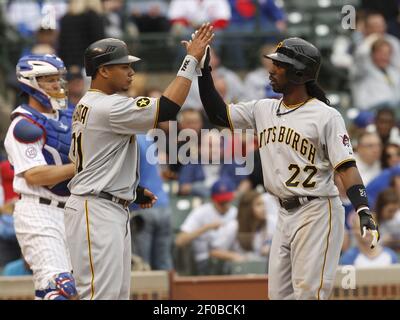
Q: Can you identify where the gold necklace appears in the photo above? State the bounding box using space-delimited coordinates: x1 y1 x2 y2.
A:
276 98 312 117
282 99 309 109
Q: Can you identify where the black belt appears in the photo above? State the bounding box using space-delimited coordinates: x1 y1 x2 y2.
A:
39 197 66 209
19 195 66 209
279 196 318 210
98 191 131 208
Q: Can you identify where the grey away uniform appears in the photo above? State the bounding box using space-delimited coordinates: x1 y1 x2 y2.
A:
227 98 354 299
65 90 159 299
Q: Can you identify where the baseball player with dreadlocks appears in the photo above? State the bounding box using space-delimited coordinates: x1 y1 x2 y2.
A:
4 54 77 299
198 38 379 299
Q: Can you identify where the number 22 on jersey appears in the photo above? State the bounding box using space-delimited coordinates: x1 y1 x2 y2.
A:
285 164 317 188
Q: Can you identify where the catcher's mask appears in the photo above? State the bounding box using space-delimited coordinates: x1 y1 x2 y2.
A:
16 54 68 110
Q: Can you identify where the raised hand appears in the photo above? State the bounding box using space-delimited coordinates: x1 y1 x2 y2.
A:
181 22 214 62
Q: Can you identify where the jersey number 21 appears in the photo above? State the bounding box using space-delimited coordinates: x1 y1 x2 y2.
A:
71 132 83 173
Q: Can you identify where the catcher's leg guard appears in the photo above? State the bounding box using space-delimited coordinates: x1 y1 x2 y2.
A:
35 289 68 300
54 272 78 298
35 272 78 300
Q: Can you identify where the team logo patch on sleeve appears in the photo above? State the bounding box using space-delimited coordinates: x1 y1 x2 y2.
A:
25 146 38 159
136 97 151 108
339 134 353 155
339 134 350 147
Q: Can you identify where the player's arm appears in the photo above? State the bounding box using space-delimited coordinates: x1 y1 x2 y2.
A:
210 249 245 262
335 162 379 248
175 221 221 247
11 118 75 187
156 23 215 122
24 163 75 186
325 114 379 248
197 47 231 128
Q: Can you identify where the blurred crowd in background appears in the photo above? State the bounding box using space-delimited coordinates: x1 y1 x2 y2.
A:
1 0 400 277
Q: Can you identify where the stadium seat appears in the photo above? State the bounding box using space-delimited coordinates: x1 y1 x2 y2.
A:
172 244 197 276
287 12 312 25
225 259 268 275
314 10 343 33
170 195 203 276
331 0 360 6
286 23 313 38
207 258 228 275
162 180 179 197
284 0 328 10
170 195 203 233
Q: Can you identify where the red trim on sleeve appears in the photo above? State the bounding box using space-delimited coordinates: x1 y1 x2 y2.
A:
171 18 190 27
212 19 229 29
0 160 18 202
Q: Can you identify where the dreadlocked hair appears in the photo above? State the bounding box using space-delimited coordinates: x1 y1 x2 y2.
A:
306 81 330 105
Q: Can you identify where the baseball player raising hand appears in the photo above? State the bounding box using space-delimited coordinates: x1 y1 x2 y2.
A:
64 24 214 299
197 38 379 300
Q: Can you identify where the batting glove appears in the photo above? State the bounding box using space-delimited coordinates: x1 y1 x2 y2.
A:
134 186 152 204
357 207 380 249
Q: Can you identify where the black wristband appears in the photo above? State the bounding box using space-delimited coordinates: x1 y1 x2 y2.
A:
346 184 369 210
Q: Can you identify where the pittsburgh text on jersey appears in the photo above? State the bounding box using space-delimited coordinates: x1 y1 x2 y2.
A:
258 125 316 164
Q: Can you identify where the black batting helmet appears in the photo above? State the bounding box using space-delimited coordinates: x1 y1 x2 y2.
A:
84 38 140 77
265 37 321 84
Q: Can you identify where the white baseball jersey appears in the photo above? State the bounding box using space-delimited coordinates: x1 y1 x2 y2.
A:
4 107 72 292
180 202 237 262
4 109 69 203
211 193 277 258
13 200 71 290
68 90 159 200
168 0 231 26
353 249 397 268
227 98 355 199
211 219 269 256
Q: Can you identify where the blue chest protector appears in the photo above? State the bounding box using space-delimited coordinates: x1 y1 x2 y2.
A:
12 104 73 196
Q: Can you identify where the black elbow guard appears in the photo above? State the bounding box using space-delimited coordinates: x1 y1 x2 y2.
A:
158 96 181 122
